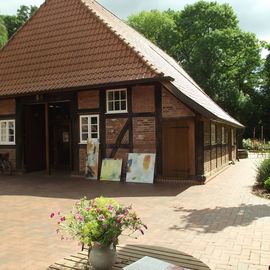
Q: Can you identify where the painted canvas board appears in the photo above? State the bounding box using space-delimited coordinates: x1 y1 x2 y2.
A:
126 153 156 184
100 159 122 181
123 256 188 270
85 139 99 180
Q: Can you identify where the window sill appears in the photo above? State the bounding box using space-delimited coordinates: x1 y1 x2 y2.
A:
106 111 128 114
0 143 16 146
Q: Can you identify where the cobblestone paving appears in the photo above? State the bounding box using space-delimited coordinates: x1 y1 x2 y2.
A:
0 157 269 269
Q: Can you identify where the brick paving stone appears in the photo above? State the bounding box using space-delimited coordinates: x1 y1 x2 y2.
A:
1 157 270 269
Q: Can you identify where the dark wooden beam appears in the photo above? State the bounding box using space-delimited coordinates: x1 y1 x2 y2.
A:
15 98 23 170
195 116 204 179
44 103 50 175
109 121 129 158
155 83 162 176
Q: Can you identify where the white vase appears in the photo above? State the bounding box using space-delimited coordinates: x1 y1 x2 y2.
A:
89 245 116 270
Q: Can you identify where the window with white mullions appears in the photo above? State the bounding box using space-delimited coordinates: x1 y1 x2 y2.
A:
0 119 15 145
79 115 99 144
106 89 127 113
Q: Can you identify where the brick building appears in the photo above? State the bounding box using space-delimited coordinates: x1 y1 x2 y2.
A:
0 0 243 182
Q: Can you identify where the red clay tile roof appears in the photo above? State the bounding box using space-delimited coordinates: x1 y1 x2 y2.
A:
0 0 242 127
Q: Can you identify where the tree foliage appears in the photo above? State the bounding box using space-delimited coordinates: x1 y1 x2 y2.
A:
0 5 37 40
128 1 264 138
0 17 8 48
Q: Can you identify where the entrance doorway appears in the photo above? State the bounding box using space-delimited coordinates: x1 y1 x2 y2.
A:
49 102 71 170
162 119 193 178
23 102 72 173
23 104 46 172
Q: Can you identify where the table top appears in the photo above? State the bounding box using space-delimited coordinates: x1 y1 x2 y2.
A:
48 244 210 270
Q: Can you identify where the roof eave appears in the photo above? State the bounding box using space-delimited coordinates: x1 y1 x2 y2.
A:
0 76 173 99
162 81 244 128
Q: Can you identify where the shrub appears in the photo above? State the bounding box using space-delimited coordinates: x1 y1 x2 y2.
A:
256 158 270 183
242 138 252 150
264 178 270 192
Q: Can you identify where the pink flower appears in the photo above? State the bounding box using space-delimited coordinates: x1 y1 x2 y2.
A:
60 216 66 222
57 211 61 215
50 213 55 218
116 215 123 223
75 213 84 222
143 224 148 230
97 214 105 221
94 242 101 248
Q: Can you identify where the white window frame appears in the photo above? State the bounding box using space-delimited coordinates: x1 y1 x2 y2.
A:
79 115 99 144
0 119 16 145
106 88 128 114
211 123 216 145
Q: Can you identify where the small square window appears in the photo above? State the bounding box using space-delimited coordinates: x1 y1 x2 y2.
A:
106 89 127 113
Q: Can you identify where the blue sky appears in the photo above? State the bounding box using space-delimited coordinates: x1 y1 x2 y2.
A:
0 0 269 44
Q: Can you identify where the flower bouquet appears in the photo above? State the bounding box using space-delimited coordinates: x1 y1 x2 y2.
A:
50 197 147 270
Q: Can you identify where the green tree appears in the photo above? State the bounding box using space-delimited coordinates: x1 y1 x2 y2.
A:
128 1 263 137
128 10 177 56
260 50 270 138
0 17 8 48
1 5 38 39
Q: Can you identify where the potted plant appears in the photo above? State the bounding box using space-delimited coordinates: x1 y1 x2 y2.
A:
50 197 147 270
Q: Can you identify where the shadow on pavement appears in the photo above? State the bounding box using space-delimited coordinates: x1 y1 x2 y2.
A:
0 173 191 199
170 203 270 233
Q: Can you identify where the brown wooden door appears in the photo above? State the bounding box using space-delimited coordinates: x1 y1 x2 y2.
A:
162 120 190 178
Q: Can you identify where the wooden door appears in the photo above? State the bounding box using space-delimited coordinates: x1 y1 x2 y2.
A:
162 119 190 178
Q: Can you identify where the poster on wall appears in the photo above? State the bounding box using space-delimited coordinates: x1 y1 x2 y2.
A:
100 159 122 181
85 138 99 180
126 153 156 184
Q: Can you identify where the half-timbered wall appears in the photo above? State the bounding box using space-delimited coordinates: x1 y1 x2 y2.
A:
203 118 236 177
77 84 158 175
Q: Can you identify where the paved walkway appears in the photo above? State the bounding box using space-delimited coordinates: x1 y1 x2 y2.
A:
0 157 270 269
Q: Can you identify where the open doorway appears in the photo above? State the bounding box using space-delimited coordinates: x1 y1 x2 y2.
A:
23 102 72 173
23 104 46 172
49 102 71 170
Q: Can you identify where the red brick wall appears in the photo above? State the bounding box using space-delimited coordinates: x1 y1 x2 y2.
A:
78 90 99 109
132 85 155 112
133 117 156 153
0 99 16 115
106 118 128 144
79 148 86 173
162 88 194 118
0 149 16 169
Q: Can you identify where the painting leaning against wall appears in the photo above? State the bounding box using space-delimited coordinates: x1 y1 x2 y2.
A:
85 138 99 180
126 153 156 184
100 159 122 181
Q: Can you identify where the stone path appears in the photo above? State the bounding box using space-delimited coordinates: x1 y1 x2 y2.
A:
0 157 270 269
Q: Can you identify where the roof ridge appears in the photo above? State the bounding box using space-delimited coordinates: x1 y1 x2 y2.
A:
80 0 164 76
